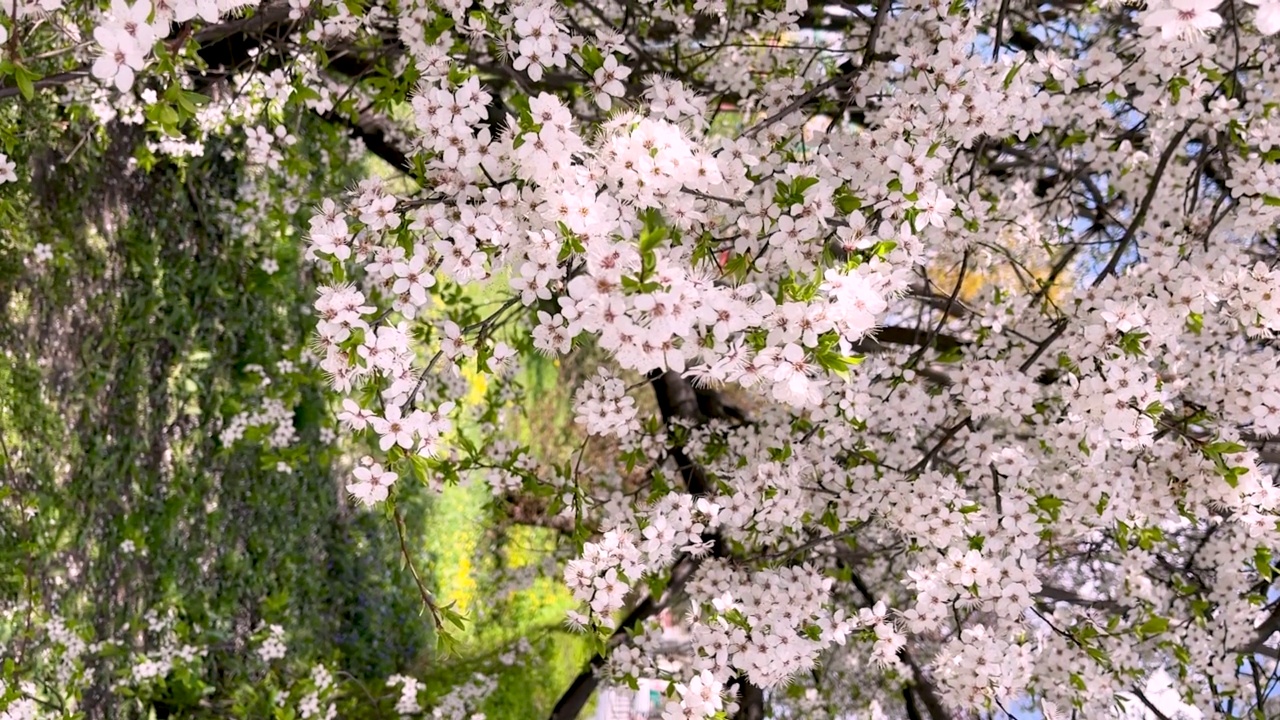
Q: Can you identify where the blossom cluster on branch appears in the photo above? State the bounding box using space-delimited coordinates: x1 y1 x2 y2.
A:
9 0 1280 714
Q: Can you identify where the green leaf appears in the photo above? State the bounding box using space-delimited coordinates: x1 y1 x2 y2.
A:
1172 644 1192 665
722 253 752 281
1204 440 1247 456
1035 495 1063 514
638 209 670 254
646 573 669 598
820 506 840 533
580 44 605 72
1256 547 1273 581
441 604 468 630
1085 645 1111 666
1135 526 1163 551
1117 330 1148 357
181 90 210 110
1137 615 1169 638
409 454 433 484
834 185 862 214
1061 128 1088 148
791 176 820 196
436 627 461 653
936 346 964 363
455 431 477 459
12 64 38 101
424 14 455 42
1002 61 1024 89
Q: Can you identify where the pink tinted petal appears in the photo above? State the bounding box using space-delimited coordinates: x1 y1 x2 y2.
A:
1257 4 1280 31
92 54 118 81
114 65 135 91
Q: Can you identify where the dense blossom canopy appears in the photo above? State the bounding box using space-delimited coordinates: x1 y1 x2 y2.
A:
7 0 1280 716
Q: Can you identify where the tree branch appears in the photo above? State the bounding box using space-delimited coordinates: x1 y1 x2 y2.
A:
1093 123 1192 285
548 553 703 720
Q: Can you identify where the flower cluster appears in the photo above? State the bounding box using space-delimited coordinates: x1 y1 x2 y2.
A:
386 674 424 716
686 561 853 689
297 664 337 720
564 530 643 620
573 368 639 438
91 0 256 91
507 1 571 82
219 397 298 448
256 623 288 662
347 456 398 506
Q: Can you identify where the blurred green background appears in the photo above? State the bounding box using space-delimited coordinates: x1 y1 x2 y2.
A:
0 108 591 718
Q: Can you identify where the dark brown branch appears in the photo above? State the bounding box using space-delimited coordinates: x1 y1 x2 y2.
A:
0 70 89 100
1094 123 1193 285
907 417 971 474
550 369 728 720
1243 603 1280 656
548 553 703 720
741 0 891 138
854 325 965 354
907 284 972 318
192 1 293 46
903 687 925 720
504 493 574 533
735 680 766 720
1130 687 1172 720
844 564 952 720
1035 585 1125 613
899 650 952 720
0 2 300 100
907 250 969 370
325 110 412 173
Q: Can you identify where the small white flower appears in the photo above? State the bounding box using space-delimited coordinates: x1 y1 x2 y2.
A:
1143 0 1223 39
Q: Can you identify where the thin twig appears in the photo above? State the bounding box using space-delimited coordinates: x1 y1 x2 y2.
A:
906 249 969 370
1130 687 1172 720
907 417 972 474
741 0 891 138
1093 122 1193 286
393 505 445 630
993 0 1013 60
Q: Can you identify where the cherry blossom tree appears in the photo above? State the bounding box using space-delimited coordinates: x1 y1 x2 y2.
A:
6 0 1280 716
